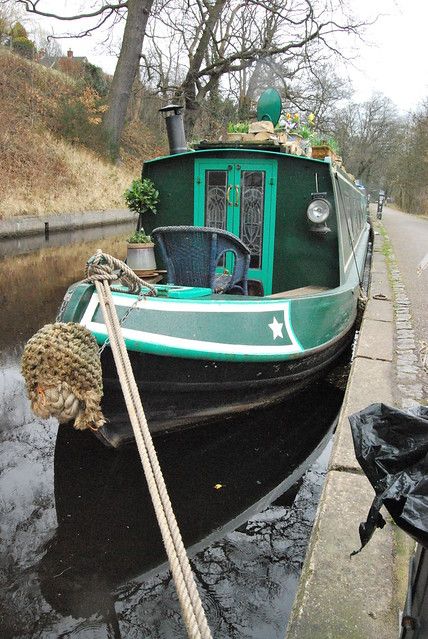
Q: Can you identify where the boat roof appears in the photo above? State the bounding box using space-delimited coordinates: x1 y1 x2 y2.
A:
144 146 329 166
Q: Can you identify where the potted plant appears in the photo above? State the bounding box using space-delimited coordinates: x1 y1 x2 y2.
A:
123 178 159 273
226 121 250 141
310 134 340 161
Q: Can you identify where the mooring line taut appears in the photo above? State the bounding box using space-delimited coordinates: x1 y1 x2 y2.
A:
86 253 213 639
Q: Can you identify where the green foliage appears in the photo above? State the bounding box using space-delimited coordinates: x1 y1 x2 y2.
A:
56 87 109 152
127 230 153 244
227 121 249 133
8 23 35 59
12 36 35 59
58 97 86 140
9 22 28 39
296 123 312 139
311 133 340 154
83 61 110 97
123 177 159 214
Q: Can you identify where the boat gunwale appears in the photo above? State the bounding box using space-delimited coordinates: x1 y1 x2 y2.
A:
78 284 359 362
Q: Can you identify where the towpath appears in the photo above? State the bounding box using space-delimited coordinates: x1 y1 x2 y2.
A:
286 208 427 639
382 205 428 363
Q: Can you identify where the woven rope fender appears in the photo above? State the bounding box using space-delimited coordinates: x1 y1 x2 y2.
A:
21 322 105 431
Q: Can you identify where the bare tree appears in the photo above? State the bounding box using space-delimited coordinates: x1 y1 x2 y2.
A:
332 93 402 187
142 0 369 136
31 24 63 56
16 0 370 151
392 101 428 214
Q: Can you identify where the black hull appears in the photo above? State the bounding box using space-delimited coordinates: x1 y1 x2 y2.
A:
96 327 354 446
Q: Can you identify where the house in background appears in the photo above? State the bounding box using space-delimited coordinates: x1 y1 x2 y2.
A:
38 49 88 75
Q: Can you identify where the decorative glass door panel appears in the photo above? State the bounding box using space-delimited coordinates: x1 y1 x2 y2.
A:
239 169 265 269
204 170 228 230
194 159 276 293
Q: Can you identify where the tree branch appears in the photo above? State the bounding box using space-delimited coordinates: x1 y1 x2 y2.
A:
17 0 128 21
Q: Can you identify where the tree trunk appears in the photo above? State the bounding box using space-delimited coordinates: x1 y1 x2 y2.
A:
182 76 199 136
103 0 154 158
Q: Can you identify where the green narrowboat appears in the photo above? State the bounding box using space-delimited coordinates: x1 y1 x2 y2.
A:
58 96 370 446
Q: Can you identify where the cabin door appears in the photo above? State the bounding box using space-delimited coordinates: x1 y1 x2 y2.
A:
194 159 277 294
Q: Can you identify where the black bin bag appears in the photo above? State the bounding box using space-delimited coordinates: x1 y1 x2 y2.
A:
349 403 428 554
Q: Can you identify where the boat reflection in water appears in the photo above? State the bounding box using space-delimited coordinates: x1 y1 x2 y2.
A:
38 369 346 636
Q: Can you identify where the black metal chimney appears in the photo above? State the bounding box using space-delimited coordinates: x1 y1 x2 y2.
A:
159 105 187 155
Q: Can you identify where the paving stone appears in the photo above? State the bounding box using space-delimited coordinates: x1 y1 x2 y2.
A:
397 339 416 350
397 353 418 364
330 358 393 472
396 321 412 329
364 298 393 323
372 253 388 273
286 471 397 639
369 273 391 298
397 329 415 339
397 364 419 375
355 318 394 361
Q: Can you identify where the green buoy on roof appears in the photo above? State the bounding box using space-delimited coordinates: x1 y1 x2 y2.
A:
256 88 282 126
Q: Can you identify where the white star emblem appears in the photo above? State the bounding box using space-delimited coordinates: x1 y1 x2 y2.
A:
268 316 283 340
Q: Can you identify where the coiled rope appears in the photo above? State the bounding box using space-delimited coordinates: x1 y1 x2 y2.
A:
86 251 212 639
84 250 158 295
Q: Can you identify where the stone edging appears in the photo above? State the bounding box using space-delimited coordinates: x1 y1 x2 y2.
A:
285 220 412 639
0 209 134 239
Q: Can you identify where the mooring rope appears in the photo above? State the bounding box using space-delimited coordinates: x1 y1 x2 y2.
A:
84 250 158 295
86 250 212 639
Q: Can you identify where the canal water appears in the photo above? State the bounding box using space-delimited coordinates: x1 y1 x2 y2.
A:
0 226 349 639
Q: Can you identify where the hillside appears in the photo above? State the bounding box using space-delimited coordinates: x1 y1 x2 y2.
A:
0 49 165 219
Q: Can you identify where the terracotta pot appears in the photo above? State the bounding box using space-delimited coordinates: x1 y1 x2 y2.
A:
311 145 335 160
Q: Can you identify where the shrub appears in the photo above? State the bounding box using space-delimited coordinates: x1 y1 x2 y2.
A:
227 121 249 134
123 177 159 214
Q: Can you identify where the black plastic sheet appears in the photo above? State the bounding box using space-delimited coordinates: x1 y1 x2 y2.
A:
349 403 428 554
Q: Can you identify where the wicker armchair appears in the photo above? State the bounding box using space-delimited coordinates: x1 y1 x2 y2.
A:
151 226 250 294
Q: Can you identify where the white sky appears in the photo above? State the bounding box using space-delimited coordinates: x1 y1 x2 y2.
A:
22 0 428 114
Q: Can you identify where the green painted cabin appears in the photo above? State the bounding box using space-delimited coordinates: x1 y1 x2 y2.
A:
142 147 367 297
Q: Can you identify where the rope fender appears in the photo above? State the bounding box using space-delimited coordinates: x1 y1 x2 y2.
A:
21 322 105 431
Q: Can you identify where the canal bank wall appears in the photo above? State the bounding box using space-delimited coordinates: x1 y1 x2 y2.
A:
0 209 134 238
285 224 416 639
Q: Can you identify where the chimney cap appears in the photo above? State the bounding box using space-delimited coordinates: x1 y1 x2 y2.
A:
159 104 183 116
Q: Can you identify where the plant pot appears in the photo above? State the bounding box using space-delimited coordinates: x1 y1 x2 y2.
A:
126 242 157 273
311 145 335 160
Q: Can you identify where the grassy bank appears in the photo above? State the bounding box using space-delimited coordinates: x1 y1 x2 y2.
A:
0 49 165 219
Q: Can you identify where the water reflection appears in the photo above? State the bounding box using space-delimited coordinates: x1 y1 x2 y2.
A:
0 229 349 638
0 231 130 354
0 221 134 259
1 364 343 637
